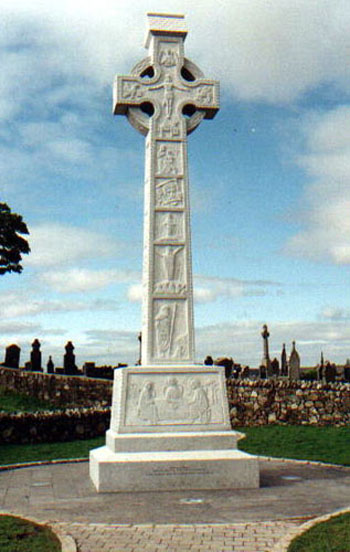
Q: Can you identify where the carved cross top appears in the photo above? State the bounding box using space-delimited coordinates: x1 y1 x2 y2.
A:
113 15 219 137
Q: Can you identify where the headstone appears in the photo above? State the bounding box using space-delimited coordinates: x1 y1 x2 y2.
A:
63 341 78 375
259 364 267 379
288 341 300 381
4 344 20 369
214 357 233 379
281 343 288 376
317 351 324 381
137 332 142 365
90 13 259 492
270 357 280 377
46 356 54 374
343 359 350 382
241 365 250 379
30 339 42 372
261 324 272 377
324 361 336 383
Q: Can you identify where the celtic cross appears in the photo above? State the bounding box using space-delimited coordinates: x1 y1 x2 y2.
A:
114 13 219 365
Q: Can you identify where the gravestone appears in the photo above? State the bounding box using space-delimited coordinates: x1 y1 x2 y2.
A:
30 339 42 372
260 324 272 377
317 351 325 381
343 359 350 382
90 13 259 492
4 344 20 369
46 356 54 374
288 341 300 381
63 341 78 375
271 357 279 377
281 343 288 376
324 361 336 383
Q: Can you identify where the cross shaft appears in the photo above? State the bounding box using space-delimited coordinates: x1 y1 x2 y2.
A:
114 13 219 365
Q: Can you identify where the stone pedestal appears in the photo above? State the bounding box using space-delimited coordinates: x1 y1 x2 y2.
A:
90 365 259 491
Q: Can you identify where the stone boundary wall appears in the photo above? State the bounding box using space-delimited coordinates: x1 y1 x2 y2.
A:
1 368 350 446
227 379 350 426
0 407 111 445
0 366 113 407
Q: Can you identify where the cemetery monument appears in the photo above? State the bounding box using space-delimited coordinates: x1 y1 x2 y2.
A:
90 13 259 492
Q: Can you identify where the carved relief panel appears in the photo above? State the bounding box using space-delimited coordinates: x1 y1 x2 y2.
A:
155 178 184 208
154 211 184 242
158 40 180 68
152 299 189 361
156 142 183 176
153 244 187 296
123 370 225 428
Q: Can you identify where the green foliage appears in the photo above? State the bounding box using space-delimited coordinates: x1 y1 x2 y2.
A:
2 426 350 467
288 513 350 552
0 515 60 552
0 386 56 413
0 203 30 275
237 425 350 466
0 436 104 466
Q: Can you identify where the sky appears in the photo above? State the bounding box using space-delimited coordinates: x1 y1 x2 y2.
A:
1 0 350 369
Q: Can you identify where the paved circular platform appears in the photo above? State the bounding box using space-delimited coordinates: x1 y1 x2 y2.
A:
1 458 349 551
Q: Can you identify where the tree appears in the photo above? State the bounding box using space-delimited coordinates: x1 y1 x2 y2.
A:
0 203 30 275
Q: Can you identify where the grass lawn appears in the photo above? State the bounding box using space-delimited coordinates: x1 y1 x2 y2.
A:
0 386 56 413
237 425 350 466
288 512 350 552
0 436 105 466
0 514 60 552
1 426 350 467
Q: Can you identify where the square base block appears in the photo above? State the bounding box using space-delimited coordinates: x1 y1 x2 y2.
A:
89 446 259 492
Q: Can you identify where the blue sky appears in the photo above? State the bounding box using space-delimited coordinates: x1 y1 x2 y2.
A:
1 0 350 368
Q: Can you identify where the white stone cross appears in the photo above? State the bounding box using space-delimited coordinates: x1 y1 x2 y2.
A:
114 13 219 365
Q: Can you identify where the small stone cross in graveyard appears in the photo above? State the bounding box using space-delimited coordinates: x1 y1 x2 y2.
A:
113 13 219 366
261 324 272 377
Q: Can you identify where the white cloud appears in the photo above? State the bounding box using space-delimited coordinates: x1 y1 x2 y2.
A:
194 275 280 303
0 290 122 317
285 105 350 264
27 224 120 267
41 268 138 293
127 283 142 302
126 276 280 305
321 307 350 321
1 0 350 112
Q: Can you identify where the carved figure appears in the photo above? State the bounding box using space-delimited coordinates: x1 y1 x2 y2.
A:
155 303 177 356
196 86 213 104
137 381 158 424
159 212 179 240
163 376 184 410
163 75 175 117
159 48 178 67
156 245 183 281
157 145 178 175
156 178 183 207
123 82 143 99
188 379 211 423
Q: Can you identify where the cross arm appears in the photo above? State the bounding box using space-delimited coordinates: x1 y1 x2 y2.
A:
188 79 220 120
113 75 147 115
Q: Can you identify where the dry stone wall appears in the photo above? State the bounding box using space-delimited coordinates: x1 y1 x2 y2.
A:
0 366 112 407
1 368 350 446
227 379 350 426
0 407 110 445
